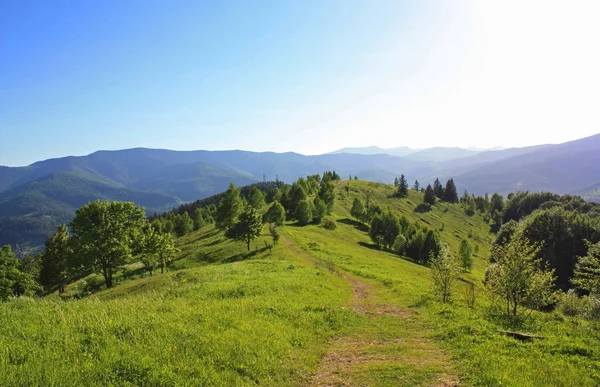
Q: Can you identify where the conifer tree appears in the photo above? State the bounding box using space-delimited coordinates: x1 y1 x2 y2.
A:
216 183 243 231
424 184 436 205
433 178 444 199
394 177 399 187
397 174 408 198
413 180 420 191
444 178 459 203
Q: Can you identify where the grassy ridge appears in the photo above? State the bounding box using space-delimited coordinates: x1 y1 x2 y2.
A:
0 180 599 386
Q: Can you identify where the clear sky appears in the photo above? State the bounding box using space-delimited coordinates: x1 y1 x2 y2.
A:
1 0 599 166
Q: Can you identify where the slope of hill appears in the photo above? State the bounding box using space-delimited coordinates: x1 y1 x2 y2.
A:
329 145 418 157
0 171 182 248
2 181 598 386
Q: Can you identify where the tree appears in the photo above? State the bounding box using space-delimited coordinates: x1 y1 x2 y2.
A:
459 239 473 272
424 184 436 205
264 201 286 226
433 178 444 199
430 244 461 303
70 200 147 288
318 180 335 213
288 182 308 217
295 200 314 226
216 183 243 231
393 234 407 255
312 196 328 224
226 205 264 250
0 245 40 301
444 179 459 203
490 193 504 213
486 237 556 318
380 211 400 249
397 174 408 198
174 212 194 236
350 198 366 223
156 233 179 274
39 224 71 293
248 187 266 210
269 223 280 245
139 226 160 276
192 208 206 231
573 241 600 295
394 177 399 187
413 180 420 191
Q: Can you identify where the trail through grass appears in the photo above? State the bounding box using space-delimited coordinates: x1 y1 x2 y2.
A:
282 235 458 386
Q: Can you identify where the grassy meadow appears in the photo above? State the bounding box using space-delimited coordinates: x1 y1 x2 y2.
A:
1 180 599 386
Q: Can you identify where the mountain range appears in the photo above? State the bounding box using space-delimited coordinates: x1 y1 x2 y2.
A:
1 133 599 249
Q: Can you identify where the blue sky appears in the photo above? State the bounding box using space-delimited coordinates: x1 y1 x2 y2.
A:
1 0 599 166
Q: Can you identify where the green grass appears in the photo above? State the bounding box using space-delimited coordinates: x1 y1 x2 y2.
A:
1 180 599 386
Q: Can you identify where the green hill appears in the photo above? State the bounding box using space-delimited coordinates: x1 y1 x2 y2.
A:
0 171 182 249
0 180 599 386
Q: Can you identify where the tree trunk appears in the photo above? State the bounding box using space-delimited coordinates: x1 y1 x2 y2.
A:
247 236 251 251
161 264 165 274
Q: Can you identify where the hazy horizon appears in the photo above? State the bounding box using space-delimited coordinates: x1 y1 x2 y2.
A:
2 1 599 166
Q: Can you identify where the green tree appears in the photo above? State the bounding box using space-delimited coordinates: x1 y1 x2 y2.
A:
156 233 179 274
174 212 194 236
0 245 40 301
39 224 71 293
444 178 459 203
393 234 407 255
226 205 264 250
312 196 328 224
318 180 335 213
424 184 436 205
70 200 146 288
397 174 408 198
486 237 556 318
269 223 280 245
248 187 266 210
430 244 461 303
351 198 366 223
295 200 313 226
215 183 243 231
380 211 400 249
394 177 399 187
433 178 444 199
288 182 308 217
264 201 286 226
193 208 206 231
490 193 504 213
459 239 473 272
139 226 160 276
573 241 600 295
413 180 420 191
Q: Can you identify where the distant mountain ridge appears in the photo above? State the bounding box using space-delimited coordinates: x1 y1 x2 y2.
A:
1 133 599 250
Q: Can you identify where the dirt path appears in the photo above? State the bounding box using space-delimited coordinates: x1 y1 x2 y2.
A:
281 236 459 387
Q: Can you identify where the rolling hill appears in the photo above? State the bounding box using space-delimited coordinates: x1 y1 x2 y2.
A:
1 133 599 250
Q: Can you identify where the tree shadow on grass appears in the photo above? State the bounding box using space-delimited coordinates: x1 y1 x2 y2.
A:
222 245 270 263
358 241 380 251
414 203 432 213
338 218 369 232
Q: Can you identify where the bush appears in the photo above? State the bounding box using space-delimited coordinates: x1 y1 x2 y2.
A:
323 218 337 230
557 289 587 316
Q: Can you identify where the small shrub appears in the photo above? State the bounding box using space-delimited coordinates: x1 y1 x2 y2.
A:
323 218 337 230
557 289 585 316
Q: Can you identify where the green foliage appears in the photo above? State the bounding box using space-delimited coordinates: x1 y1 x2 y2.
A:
433 178 444 199
318 180 335 213
486 237 557 318
312 197 328 224
269 223 280 245
192 208 206 231
70 200 147 288
350 198 366 223
0 245 40 300
392 234 407 255
413 180 420 191
573 241 600 295
458 239 473 272
322 218 337 230
247 187 266 210
397 174 408 198
173 211 194 236
295 200 313 226
518 207 600 290
424 184 436 205
263 201 286 227
429 244 461 303
39 224 71 293
443 178 459 203
215 183 243 231
225 205 264 250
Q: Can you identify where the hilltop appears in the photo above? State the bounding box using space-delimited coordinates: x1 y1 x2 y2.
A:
1 179 598 386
